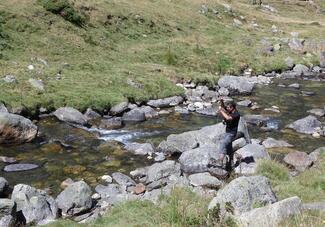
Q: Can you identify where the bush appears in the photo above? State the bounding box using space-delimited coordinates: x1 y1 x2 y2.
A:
40 0 86 26
215 54 232 74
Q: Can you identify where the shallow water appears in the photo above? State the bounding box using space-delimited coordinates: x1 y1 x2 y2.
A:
0 78 324 195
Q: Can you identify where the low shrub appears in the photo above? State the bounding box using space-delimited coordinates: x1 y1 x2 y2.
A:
40 0 86 26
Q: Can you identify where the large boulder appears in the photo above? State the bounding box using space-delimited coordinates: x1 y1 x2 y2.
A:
244 115 270 127
179 146 220 173
99 117 123 130
218 76 254 95
293 64 309 76
53 107 87 125
0 199 16 227
147 96 183 108
208 176 277 216
158 123 224 155
188 172 222 189
122 108 146 122
0 113 38 144
283 151 313 172
56 181 92 217
236 197 302 227
11 184 58 225
110 101 129 115
236 144 270 161
287 115 321 135
146 160 181 183
138 106 159 119
112 172 136 187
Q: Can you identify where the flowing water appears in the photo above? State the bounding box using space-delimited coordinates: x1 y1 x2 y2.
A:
0 78 324 195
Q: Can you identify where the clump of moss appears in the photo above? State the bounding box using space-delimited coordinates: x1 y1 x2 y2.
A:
40 0 86 26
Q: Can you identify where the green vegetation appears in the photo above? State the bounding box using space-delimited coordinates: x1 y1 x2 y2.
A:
280 210 325 227
47 187 231 227
0 0 324 113
257 154 325 202
39 0 86 26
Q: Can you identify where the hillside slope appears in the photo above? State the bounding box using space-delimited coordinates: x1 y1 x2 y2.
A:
0 0 324 113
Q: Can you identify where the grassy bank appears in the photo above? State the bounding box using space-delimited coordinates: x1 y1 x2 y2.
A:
0 0 324 113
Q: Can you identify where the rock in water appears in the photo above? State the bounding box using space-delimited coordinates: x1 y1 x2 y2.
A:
3 164 38 172
122 108 146 122
320 51 325 68
56 181 92 217
208 176 277 216
0 178 8 196
110 101 129 115
236 197 302 227
11 184 58 225
53 107 87 125
262 137 293 149
147 96 183 108
0 113 38 144
218 76 254 95
287 115 321 135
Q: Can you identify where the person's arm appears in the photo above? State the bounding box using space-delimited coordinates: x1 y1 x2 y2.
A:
218 107 233 120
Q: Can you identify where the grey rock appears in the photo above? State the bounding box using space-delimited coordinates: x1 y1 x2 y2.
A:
174 106 189 114
236 144 270 161
130 167 148 179
28 78 45 91
312 66 321 73
188 172 222 189
146 160 181 183
236 196 301 227
147 96 183 108
196 106 218 116
283 151 313 172
218 87 230 96
0 103 8 113
288 38 304 52
124 142 154 156
320 52 325 68
280 71 299 79
0 156 16 164
287 115 321 135
208 167 228 179
2 75 16 83
56 181 92 217
99 117 123 130
208 176 277 216
0 113 38 144
179 146 220 173
293 64 309 76
4 163 38 172
154 152 166 162
234 162 257 175
122 108 146 122
233 18 242 27
95 184 122 199
308 147 325 163
53 107 87 125
218 76 254 95
232 137 247 151
307 108 325 117
138 106 159 119
303 202 325 212
0 199 16 227
11 184 58 225
244 115 270 127
110 101 129 115
262 137 293 149
301 91 315 96
288 83 300 89
84 108 101 120
0 178 8 196
237 100 252 107
284 57 295 69
112 172 136 187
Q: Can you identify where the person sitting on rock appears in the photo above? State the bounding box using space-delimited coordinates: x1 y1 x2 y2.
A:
218 99 242 171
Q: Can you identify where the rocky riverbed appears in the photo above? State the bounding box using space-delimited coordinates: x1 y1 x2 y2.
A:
0 65 325 225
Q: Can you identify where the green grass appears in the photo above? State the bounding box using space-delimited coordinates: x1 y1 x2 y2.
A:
0 0 324 113
280 210 325 227
257 154 325 202
47 187 221 227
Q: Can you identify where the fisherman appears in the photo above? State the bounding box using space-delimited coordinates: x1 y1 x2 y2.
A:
218 99 241 171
